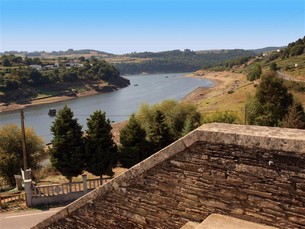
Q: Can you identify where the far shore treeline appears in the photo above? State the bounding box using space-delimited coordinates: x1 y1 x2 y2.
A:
0 48 257 104
114 49 255 74
0 56 130 103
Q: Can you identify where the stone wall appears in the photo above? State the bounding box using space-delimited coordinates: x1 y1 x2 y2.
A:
33 124 305 229
31 191 85 206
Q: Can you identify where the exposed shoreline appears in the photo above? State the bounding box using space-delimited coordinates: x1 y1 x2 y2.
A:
0 87 116 114
0 71 233 114
181 70 243 103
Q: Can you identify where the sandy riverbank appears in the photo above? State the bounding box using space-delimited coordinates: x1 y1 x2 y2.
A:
0 89 104 114
182 70 246 103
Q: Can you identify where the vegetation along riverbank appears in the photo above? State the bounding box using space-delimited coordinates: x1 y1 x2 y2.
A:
0 56 130 113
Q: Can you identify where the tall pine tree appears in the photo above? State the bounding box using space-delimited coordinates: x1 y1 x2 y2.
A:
119 115 151 168
85 110 117 178
49 106 84 182
147 110 172 153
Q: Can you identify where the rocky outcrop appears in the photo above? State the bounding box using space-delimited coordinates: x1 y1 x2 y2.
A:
110 75 130 88
33 124 305 229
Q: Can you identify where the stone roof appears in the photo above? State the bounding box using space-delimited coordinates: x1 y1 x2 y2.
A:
33 123 305 228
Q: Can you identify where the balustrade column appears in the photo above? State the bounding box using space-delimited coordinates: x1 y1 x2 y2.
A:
82 174 87 194
24 179 32 207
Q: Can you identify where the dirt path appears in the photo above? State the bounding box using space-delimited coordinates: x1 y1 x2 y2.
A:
277 71 305 83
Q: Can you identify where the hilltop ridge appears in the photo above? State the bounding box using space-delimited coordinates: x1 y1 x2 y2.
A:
184 36 305 123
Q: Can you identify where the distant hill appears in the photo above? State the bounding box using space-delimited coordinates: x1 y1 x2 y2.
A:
205 36 305 90
113 49 256 74
279 37 305 58
48 49 113 57
0 55 129 103
2 49 114 57
4 43 303 75
249 46 286 54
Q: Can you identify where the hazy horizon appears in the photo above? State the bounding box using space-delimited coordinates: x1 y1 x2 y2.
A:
0 46 288 55
1 0 304 54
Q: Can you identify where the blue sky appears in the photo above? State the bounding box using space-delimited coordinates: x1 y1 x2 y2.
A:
0 0 304 54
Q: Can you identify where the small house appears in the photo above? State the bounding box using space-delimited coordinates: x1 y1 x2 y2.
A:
29 65 42 71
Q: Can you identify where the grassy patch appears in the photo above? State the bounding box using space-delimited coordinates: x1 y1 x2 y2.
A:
104 56 151 64
283 79 305 107
276 55 305 79
284 80 305 93
258 54 305 81
198 83 256 122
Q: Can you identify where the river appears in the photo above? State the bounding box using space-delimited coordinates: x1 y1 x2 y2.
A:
0 72 213 143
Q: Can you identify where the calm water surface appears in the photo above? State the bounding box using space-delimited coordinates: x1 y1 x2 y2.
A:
0 72 213 143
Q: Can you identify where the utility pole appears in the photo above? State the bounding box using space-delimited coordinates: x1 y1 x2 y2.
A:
244 105 247 125
20 109 28 179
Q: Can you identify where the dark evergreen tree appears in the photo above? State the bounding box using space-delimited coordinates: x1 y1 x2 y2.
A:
49 106 84 182
119 115 151 168
2 58 11 67
255 71 293 126
246 71 293 126
147 110 172 153
269 62 278 72
85 110 117 178
283 102 305 129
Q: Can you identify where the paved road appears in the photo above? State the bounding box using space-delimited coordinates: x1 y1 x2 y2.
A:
0 206 64 229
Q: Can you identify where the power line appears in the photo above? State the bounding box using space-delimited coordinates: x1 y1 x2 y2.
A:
76 114 131 117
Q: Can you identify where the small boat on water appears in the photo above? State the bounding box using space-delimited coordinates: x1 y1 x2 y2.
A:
48 109 56 116
134 84 139 86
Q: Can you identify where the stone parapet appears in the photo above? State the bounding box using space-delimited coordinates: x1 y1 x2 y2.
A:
32 124 305 229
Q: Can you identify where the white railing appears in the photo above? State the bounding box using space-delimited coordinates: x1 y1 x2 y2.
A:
87 178 102 189
32 178 111 197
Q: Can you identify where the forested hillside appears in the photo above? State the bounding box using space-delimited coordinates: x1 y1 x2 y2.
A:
114 49 255 74
250 36 305 80
205 36 305 75
1 49 113 58
196 36 305 129
0 55 129 103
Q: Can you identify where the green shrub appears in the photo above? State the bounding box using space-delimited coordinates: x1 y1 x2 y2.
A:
202 111 240 124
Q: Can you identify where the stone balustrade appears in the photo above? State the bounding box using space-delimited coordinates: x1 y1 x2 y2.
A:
26 176 111 207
